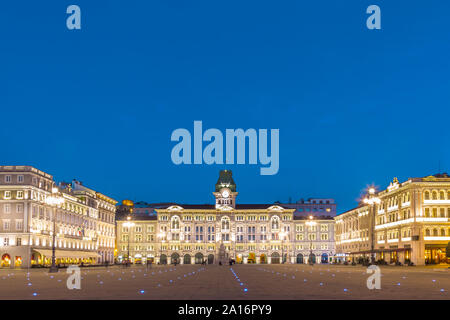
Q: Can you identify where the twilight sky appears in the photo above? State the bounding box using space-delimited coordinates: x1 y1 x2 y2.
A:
1 1 449 212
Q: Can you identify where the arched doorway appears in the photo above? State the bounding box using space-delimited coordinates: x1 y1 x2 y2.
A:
195 253 204 264
171 252 180 264
248 252 256 264
207 254 214 264
260 254 267 264
183 254 191 265
271 252 280 264
160 254 167 265
308 253 316 264
296 253 304 264
1 254 11 267
321 253 329 264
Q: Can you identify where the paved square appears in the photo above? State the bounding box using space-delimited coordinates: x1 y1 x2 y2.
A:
0 264 448 299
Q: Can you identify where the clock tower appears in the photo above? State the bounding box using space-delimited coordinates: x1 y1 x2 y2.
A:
213 170 238 209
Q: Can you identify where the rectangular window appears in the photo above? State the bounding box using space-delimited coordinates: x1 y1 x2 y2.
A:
4 191 11 199
17 191 24 199
17 204 23 213
3 221 10 230
5 175 11 183
16 238 22 246
4 204 11 214
18 175 24 183
15 220 23 231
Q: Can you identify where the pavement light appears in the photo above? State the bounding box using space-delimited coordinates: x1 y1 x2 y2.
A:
244 288 248 292
32 293 38 296
140 290 145 294
344 289 348 292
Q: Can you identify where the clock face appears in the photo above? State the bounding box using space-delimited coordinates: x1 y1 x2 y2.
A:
222 190 230 198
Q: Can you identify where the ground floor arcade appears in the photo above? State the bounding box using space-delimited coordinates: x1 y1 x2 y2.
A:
118 251 335 265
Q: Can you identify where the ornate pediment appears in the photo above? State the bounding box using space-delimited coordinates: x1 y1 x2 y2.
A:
267 205 284 212
387 177 400 192
167 205 184 212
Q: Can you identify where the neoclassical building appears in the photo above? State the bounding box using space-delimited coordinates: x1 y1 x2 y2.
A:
116 170 335 265
335 174 450 265
0 166 117 268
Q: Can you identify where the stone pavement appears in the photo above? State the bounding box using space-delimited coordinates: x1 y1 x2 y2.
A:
0 264 448 299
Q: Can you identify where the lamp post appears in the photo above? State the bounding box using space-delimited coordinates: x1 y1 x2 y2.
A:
157 231 166 264
123 216 135 267
45 187 64 273
279 231 287 264
363 187 381 264
306 215 317 265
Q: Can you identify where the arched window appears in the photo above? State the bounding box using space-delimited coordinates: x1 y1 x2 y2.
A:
221 217 230 231
171 216 180 230
425 229 430 236
432 191 438 200
441 229 446 236
424 191 430 200
271 216 280 230
433 229 438 236
440 191 445 200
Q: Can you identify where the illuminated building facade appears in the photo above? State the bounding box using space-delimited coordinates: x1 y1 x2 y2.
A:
335 174 450 265
116 170 335 265
0 166 117 268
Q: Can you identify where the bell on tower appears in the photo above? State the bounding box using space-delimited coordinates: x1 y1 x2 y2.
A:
213 170 238 209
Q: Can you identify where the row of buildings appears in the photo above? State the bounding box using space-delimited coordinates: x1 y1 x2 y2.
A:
0 166 117 268
0 166 448 268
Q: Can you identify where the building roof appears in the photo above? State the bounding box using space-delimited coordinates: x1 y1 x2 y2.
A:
155 203 293 210
116 214 157 221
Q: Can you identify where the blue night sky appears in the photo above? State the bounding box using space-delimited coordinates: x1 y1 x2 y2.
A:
1 1 449 213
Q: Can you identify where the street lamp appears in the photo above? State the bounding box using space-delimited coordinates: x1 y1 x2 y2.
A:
157 231 166 264
45 187 64 273
123 216 135 266
279 231 287 264
363 188 381 264
306 215 317 265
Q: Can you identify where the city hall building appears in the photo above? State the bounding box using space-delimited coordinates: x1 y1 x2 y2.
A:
116 170 335 265
0 166 117 268
335 174 450 265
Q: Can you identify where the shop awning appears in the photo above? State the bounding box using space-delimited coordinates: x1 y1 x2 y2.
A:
33 249 101 259
348 248 411 255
